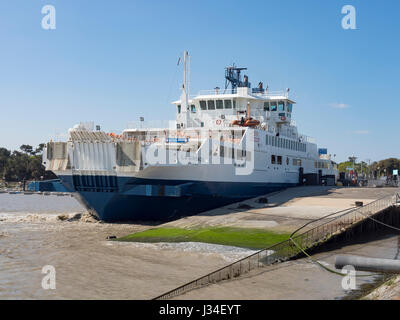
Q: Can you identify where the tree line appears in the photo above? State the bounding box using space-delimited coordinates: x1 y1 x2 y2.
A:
0 144 56 182
338 157 400 177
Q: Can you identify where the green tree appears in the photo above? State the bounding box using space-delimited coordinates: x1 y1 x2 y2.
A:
20 144 34 155
1 144 56 182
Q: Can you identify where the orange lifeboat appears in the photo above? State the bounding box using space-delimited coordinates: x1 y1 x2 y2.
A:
244 119 260 127
232 118 260 127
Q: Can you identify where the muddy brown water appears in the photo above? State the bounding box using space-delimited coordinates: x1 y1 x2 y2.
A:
0 194 255 299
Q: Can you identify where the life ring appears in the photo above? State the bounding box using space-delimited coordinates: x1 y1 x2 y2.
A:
280 116 286 121
216 119 222 125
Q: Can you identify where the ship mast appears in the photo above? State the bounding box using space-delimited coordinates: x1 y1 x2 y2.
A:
182 51 190 111
179 51 191 128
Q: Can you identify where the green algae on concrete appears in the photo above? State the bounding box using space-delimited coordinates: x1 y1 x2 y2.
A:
117 227 290 249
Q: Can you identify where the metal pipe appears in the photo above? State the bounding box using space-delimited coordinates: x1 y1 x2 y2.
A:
335 255 400 274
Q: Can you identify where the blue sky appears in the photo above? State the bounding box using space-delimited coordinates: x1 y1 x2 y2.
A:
0 0 399 163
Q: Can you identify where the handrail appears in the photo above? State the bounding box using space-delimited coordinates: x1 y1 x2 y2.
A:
194 89 287 97
153 193 399 300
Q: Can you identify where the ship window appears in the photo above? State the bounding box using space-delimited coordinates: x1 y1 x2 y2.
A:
277 156 282 165
177 105 181 113
271 155 276 164
191 105 196 113
216 100 223 109
200 100 207 110
293 159 302 166
270 102 277 111
287 103 293 112
278 101 285 111
207 100 215 110
264 102 270 111
233 100 236 109
224 100 232 109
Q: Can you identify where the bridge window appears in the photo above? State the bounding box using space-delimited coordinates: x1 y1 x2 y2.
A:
177 105 181 113
207 100 215 110
216 100 223 109
278 101 285 112
233 100 236 109
224 100 232 109
270 102 277 111
200 100 207 110
287 103 293 112
264 102 270 111
190 105 196 113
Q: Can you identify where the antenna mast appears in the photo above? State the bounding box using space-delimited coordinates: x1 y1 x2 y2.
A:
183 51 190 108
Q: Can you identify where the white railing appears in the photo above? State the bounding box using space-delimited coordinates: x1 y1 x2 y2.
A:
259 90 286 97
299 135 316 143
125 120 177 130
196 89 237 96
194 89 287 98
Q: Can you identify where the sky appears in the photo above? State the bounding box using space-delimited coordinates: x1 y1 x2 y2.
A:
0 0 399 163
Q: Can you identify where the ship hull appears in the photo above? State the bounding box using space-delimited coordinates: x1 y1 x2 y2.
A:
59 175 296 221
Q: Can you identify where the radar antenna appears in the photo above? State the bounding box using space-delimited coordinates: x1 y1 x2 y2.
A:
225 65 249 93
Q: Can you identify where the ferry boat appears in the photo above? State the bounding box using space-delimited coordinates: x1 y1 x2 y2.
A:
43 52 338 221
